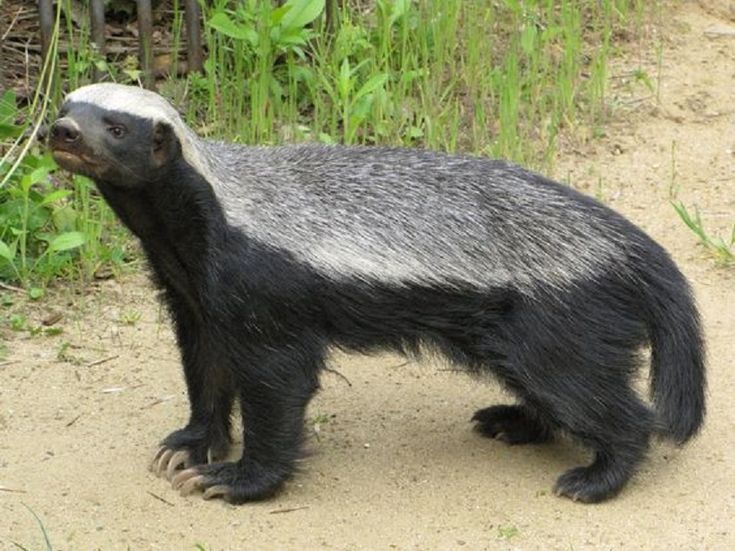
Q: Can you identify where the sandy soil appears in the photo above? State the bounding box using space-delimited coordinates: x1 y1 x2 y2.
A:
2 2 734 549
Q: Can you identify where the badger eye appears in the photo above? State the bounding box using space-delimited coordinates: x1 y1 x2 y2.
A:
107 125 127 138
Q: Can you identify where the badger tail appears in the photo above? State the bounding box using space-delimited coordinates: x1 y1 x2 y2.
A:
643 265 706 443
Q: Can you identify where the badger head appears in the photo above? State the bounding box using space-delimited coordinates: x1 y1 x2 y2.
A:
48 83 191 187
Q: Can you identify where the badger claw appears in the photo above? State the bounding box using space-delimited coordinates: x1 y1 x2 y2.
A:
166 450 192 480
171 467 201 491
152 448 174 477
203 485 230 500
179 475 207 497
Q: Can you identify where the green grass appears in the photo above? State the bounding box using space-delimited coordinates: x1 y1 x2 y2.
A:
9 504 53 551
673 202 735 267
189 0 649 160
1 0 657 287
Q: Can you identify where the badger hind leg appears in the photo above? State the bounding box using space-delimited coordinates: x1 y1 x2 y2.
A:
549 384 654 503
472 404 552 444
516 353 653 502
488 292 655 503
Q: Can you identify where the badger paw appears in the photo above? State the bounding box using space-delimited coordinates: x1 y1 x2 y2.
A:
171 460 287 504
553 465 622 503
150 425 231 480
150 447 196 480
472 405 552 445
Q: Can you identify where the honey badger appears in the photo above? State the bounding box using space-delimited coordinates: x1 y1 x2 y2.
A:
48 83 706 504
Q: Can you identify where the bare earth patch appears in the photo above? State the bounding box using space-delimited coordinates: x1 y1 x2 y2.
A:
1 2 733 549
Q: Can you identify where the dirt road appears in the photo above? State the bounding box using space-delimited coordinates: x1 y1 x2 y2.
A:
1 2 733 549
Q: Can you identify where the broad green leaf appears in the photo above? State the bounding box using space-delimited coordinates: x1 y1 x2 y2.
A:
0 90 16 123
21 166 52 193
28 287 44 300
52 204 78 232
520 25 537 55
269 25 282 44
291 45 306 59
122 69 142 81
0 240 15 262
0 123 22 140
408 126 424 139
355 74 389 101
278 27 310 47
48 231 85 252
389 0 411 26
351 94 375 123
20 173 32 193
270 4 290 25
207 12 258 45
281 0 325 32
40 189 73 206
337 58 352 99
36 152 58 171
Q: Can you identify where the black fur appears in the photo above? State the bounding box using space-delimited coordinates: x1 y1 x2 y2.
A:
49 101 706 504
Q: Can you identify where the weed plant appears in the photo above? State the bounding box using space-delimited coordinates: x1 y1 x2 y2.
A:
190 0 647 160
673 202 735 267
1 0 655 288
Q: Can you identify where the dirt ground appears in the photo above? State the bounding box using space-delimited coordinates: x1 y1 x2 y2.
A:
2 2 734 550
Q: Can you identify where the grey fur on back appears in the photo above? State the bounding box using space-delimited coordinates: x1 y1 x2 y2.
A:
197 140 626 291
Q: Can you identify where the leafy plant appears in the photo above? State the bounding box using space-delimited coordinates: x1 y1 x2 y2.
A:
0 91 127 287
202 0 326 140
119 309 142 326
498 525 520 540
0 146 84 283
673 202 734 266
0 90 23 140
9 313 28 332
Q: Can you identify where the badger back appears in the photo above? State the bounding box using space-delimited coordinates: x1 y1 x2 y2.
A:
199 142 638 293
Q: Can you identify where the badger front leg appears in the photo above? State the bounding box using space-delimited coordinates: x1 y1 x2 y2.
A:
171 334 322 503
151 296 234 480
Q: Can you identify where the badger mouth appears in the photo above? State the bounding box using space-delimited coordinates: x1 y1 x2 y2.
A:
51 148 101 175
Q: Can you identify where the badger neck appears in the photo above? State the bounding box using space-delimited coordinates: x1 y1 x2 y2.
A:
95 158 227 312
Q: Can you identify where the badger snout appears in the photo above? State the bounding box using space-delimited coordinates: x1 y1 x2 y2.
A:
49 117 81 147
48 116 98 175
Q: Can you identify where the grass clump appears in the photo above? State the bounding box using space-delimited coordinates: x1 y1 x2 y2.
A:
673 202 735 267
189 0 649 164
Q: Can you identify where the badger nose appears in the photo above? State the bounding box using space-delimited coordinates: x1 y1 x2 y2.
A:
50 118 80 143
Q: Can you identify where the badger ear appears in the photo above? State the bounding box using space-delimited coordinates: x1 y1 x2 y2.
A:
151 121 180 168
